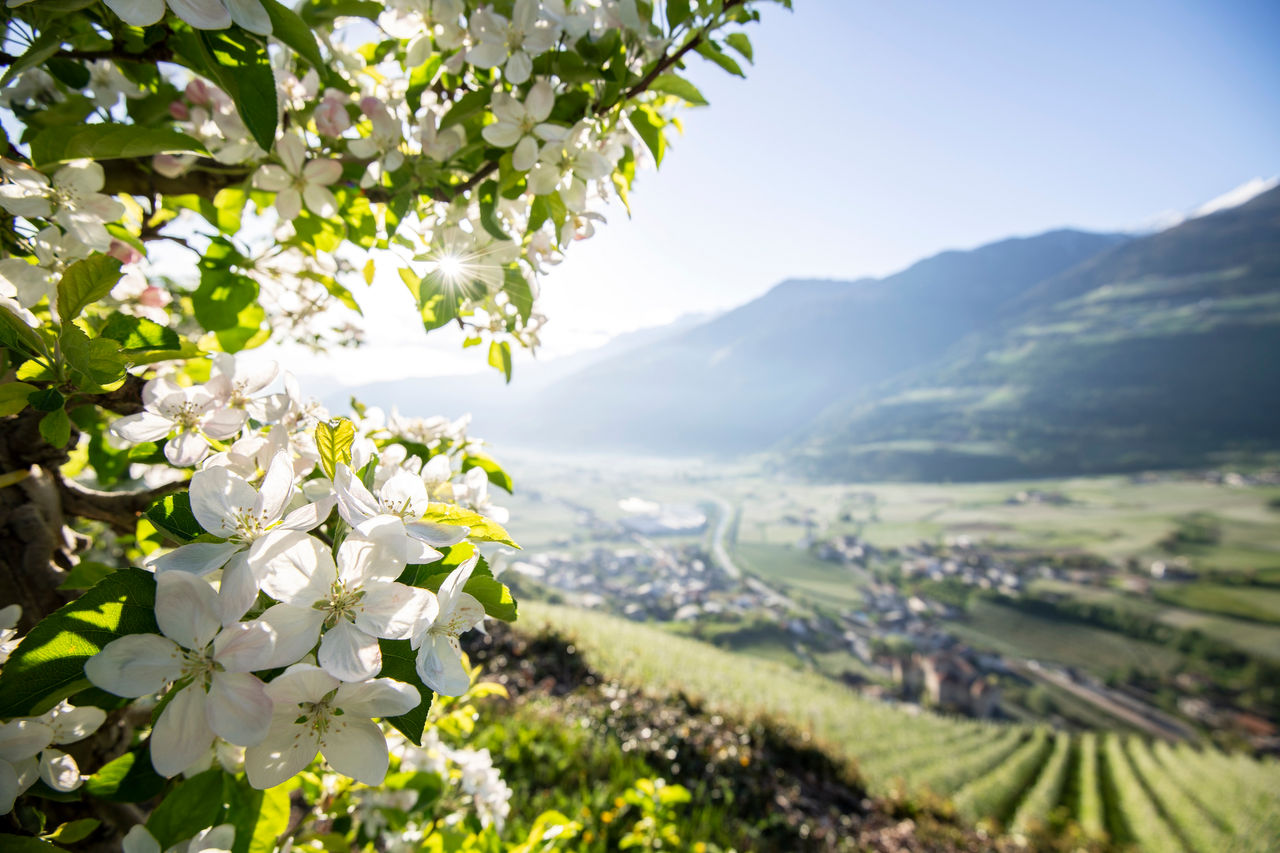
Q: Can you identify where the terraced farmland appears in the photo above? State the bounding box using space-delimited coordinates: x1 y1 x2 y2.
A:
521 602 1280 851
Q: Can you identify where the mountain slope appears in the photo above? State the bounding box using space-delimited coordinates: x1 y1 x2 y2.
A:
791 186 1280 480
511 229 1127 453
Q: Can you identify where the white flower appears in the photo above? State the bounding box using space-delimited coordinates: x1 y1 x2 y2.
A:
0 719 53 814
481 80 564 171
334 464 467 563
0 225 91 313
147 451 333 624
0 160 124 251
110 376 247 467
206 352 279 418
86 59 142 107
253 135 342 221
411 553 484 696
527 132 611 198
313 89 352 137
0 603 20 666
255 521 433 680
460 467 509 524
244 664 419 788
104 0 271 34
124 823 235 853
85 572 276 777
349 98 405 188
467 0 558 85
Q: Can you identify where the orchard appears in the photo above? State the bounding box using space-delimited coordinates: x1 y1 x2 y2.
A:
0 0 773 848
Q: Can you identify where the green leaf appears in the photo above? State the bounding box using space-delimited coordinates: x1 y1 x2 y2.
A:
193 272 259 333
45 57 90 89
477 181 509 241
57 561 116 591
0 305 48 361
213 301 267 354
724 32 754 63
0 382 37 416
43 819 99 845
503 266 533 324
488 339 512 384
0 28 62 87
648 74 708 105
146 768 225 850
695 40 746 77
59 323 127 389
0 835 63 852
100 312 182 353
145 492 203 543
461 575 518 622
27 387 64 412
196 29 279 152
29 126 207 170
315 417 356 481
224 776 290 853
56 256 123 324
376 639 434 745
39 408 70 448
0 568 158 717
85 745 168 803
666 0 691 28
461 453 513 493
261 0 325 69
420 503 518 548
630 105 666 166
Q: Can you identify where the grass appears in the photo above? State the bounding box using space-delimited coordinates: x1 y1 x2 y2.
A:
949 599 1185 675
731 542 872 610
1152 583 1280 624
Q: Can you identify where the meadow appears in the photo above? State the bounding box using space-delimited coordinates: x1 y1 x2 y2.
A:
512 602 1280 851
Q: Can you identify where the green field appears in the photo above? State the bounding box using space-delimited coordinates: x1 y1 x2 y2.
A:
515 602 1280 851
732 541 872 610
1153 582 1280 624
949 599 1186 675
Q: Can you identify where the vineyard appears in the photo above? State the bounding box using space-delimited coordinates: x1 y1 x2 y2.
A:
520 603 1280 851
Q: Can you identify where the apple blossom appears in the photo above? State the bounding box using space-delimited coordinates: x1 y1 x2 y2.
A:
85 572 277 777
103 0 271 34
411 553 485 696
123 823 236 853
110 376 247 467
255 520 434 680
253 135 342 221
467 0 558 85
482 80 565 171
334 464 468 563
244 664 419 788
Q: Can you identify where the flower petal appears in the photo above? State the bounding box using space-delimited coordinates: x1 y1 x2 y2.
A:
513 135 538 171
85 634 184 697
334 677 420 719
189 466 257 537
482 121 522 148
254 451 296 524
264 663 339 707
317 621 381 682
103 0 165 26
526 79 554 122
212 620 276 672
110 411 173 443
39 749 82 792
253 165 293 192
275 188 302 221
0 720 54 763
302 184 338 219
256 604 324 669
319 716 388 785
147 541 243 577
207 671 272 746
415 633 471 696
122 826 161 853
301 158 342 186
257 531 337 605
355 582 432 641
156 571 222 651
166 0 232 30
151 685 216 778
224 0 272 34
165 431 210 467
244 715 319 790
278 496 335 531
217 550 259 625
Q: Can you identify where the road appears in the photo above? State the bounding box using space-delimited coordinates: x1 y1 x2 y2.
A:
1011 660 1195 742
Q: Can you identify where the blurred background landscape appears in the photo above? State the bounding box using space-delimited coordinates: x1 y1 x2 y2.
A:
283 1 1280 850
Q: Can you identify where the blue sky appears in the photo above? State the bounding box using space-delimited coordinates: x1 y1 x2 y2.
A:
292 0 1280 382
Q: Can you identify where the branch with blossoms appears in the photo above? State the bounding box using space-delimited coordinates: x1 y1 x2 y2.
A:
0 0 778 847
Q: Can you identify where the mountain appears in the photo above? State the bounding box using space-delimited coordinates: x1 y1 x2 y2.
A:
503 229 1128 453
790 186 1280 480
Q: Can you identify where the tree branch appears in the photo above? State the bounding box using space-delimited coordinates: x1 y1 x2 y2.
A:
59 478 187 535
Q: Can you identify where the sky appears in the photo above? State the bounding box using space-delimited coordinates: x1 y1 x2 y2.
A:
283 0 1280 385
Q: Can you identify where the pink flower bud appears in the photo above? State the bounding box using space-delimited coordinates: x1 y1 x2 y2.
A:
185 79 211 105
169 100 190 121
107 240 144 265
139 286 172 309
315 98 351 137
153 154 189 179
